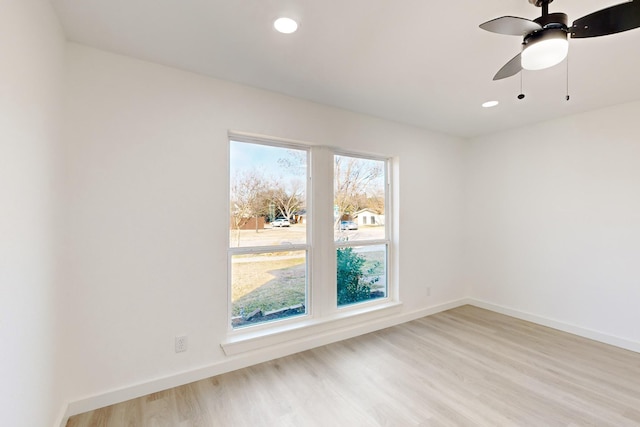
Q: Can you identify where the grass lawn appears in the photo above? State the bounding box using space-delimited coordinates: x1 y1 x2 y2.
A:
232 254 306 317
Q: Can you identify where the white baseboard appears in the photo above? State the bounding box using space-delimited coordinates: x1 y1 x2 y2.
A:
468 298 640 354
63 298 467 419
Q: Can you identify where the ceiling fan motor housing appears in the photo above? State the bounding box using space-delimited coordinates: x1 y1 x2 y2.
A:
532 12 568 30
524 12 568 42
522 13 569 46
528 0 554 7
523 13 568 46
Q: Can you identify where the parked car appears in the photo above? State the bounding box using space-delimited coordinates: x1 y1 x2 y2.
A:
272 218 290 227
340 220 358 230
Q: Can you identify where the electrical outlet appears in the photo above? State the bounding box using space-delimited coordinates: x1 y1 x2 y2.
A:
175 335 188 353
427 287 431 297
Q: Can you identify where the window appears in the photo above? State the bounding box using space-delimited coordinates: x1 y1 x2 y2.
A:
228 135 392 332
229 140 308 328
334 154 388 307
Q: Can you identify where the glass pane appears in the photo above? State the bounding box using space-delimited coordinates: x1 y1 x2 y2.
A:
334 155 385 242
230 141 307 248
336 244 387 307
231 250 307 328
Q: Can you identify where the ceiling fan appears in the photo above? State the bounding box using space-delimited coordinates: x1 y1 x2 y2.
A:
480 0 640 80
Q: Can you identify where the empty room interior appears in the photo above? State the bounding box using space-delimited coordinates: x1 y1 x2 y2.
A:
4 1 640 426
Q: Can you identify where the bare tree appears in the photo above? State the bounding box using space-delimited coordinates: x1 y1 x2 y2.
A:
365 189 386 215
267 149 307 222
334 156 384 226
270 179 305 222
277 149 307 176
230 169 267 246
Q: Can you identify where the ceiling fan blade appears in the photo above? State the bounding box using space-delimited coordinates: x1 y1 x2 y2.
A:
494 53 522 80
480 16 542 36
571 1 640 38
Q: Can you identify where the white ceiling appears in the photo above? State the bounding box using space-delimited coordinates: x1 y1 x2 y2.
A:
50 0 640 138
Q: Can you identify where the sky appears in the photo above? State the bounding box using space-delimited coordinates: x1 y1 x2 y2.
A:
229 140 306 179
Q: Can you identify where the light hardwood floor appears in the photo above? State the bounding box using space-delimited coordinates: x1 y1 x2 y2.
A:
67 306 640 426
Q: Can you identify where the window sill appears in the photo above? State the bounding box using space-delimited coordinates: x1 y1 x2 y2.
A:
220 300 403 356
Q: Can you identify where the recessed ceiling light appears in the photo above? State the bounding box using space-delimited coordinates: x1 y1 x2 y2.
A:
274 17 298 34
482 100 499 108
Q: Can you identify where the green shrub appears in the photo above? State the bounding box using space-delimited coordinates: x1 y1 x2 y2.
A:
337 247 380 305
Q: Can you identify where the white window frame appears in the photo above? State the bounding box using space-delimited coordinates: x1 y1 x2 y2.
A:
222 132 399 355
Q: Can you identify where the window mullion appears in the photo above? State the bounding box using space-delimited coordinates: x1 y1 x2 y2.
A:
309 146 336 317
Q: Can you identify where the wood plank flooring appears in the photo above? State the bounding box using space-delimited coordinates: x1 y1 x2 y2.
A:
66 305 640 426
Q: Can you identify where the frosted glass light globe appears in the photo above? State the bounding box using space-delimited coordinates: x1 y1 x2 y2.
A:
522 31 569 71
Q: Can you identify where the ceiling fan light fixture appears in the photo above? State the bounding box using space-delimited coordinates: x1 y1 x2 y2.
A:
521 28 568 70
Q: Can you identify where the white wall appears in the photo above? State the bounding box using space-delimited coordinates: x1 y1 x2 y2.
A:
60 44 467 409
0 0 66 426
466 101 640 347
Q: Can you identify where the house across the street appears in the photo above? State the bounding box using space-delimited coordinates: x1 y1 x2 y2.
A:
355 208 384 226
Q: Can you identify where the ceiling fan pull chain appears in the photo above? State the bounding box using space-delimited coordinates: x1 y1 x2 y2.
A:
518 71 526 100
566 52 570 101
